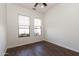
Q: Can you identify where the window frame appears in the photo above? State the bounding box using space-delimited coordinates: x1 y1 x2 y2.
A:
34 18 42 36
18 14 30 37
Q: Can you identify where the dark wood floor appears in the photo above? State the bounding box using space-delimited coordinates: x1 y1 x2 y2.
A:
5 41 79 56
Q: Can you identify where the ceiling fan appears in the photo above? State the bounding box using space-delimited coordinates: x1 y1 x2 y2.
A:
33 3 47 10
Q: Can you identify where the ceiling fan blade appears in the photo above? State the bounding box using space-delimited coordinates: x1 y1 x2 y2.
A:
34 3 38 7
43 3 47 6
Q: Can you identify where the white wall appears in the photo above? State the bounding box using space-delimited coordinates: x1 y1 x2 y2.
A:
44 3 79 52
7 4 44 48
0 4 7 56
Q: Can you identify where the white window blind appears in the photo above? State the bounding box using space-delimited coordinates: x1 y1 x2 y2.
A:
34 18 42 36
18 15 30 37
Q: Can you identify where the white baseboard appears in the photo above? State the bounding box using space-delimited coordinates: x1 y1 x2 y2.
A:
7 40 43 49
45 40 79 53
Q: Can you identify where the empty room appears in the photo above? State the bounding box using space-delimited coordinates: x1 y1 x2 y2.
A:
0 3 79 56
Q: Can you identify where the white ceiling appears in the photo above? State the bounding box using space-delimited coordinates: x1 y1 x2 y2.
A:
16 3 59 14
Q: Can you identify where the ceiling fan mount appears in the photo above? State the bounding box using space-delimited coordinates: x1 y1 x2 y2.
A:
32 3 47 10
34 3 47 7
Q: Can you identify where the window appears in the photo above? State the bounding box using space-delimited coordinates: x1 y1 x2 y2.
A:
18 15 30 37
34 18 42 36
